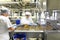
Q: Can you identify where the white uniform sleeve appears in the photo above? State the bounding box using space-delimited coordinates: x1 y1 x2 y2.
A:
29 18 34 24
21 17 26 24
5 18 12 28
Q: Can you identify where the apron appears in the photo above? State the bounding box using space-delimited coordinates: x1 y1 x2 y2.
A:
0 19 9 40
0 32 9 40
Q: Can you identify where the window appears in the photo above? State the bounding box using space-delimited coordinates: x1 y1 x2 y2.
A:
20 12 22 16
34 0 36 2
14 0 16 2
19 0 22 1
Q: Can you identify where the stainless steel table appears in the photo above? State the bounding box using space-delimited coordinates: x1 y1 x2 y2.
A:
46 30 60 40
11 30 45 40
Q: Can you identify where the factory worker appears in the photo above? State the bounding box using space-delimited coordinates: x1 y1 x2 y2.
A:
21 12 34 25
37 11 46 25
0 7 14 40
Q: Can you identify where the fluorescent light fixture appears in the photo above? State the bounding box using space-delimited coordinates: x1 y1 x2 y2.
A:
43 2 46 5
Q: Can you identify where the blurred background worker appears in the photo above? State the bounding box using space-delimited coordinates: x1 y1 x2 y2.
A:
0 6 14 40
21 12 34 25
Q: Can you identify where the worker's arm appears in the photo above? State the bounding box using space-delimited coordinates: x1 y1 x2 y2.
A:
6 18 15 31
30 18 34 24
8 27 15 31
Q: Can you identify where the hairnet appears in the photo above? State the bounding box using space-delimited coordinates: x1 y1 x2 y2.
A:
25 12 31 16
0 6 10 14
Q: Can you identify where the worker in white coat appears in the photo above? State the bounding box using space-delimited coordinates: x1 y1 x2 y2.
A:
0 7 14 40
21 12 34 25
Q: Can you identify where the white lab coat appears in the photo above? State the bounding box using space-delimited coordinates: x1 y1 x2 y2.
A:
21 17 34 25
0 15 12 40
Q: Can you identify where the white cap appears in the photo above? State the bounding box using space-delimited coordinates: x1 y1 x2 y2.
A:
25 12 31 16
0 6 10 14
